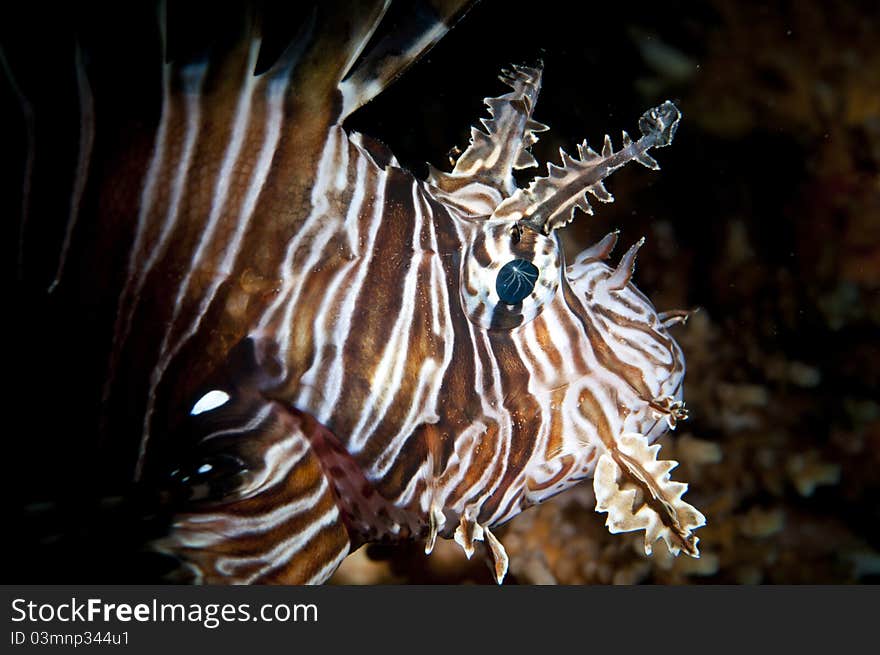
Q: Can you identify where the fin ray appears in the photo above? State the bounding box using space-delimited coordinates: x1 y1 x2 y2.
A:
339 0 476 117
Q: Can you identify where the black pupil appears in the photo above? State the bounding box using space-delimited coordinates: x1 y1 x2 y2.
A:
496 258 539 304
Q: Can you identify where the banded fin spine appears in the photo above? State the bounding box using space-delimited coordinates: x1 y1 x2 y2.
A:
428 63 546 199
493 101 681 233
339 0 476 117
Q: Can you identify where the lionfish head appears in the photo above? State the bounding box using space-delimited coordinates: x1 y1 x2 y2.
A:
426 63 703 560
7 0 705 584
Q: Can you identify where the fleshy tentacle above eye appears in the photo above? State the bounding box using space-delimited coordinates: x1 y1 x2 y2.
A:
427 63 548 212
493 101 681 234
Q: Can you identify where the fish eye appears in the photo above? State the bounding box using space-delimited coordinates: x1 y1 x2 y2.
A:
461 222 560 329
496 258 539 304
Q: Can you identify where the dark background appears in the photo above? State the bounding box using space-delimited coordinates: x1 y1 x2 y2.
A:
3 0 879 583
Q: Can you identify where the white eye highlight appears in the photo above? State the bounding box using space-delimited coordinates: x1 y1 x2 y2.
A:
191 390 230 416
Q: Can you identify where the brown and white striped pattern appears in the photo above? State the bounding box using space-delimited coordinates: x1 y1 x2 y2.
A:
127 67 694 580
9 2 703 584
161 395 352 585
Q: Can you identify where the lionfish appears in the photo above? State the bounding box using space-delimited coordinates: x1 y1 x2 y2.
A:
5 0 704 584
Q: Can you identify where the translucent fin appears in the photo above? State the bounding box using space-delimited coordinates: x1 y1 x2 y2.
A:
493 101 681 233
484 527 509 585
339 0 476 117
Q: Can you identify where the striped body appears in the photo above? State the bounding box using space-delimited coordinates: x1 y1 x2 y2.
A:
6 1 704 584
